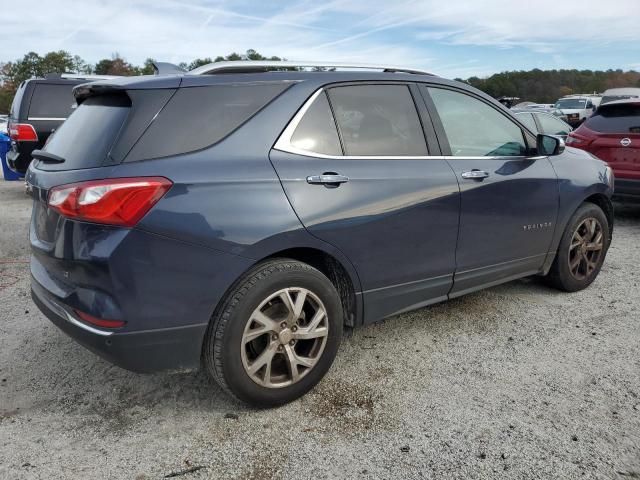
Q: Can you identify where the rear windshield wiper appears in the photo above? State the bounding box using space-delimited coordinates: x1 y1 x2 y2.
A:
31 150 65 163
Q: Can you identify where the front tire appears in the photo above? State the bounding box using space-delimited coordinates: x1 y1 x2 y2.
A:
203 259 343 407
545 203 610 292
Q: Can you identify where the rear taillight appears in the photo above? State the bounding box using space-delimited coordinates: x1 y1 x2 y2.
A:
74 309 125 329
8 123 38 141
566 133 591 147
48 177 172 227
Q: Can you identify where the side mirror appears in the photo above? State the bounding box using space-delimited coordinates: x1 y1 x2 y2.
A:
537 134 565 156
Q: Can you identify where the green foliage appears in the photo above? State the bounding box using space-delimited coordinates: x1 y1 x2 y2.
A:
93 53 137 76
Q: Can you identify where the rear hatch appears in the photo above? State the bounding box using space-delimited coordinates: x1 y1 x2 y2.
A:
582 101 640 179
26 78 179 243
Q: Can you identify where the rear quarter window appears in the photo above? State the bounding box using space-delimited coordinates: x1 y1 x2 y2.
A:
125 82 291 162
28 84 77 119
586 104 640 133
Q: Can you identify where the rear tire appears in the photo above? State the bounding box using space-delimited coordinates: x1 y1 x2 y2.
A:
545 203 610 292
203 259 343 407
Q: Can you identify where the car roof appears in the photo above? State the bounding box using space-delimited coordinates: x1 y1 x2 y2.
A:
597 98 640 109
73 70 480 101
602 87 640 95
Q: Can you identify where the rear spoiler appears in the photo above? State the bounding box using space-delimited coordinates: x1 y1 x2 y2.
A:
73 76 181 103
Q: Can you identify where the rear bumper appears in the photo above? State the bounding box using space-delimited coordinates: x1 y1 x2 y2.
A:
613 178 640 202
31 278 207 373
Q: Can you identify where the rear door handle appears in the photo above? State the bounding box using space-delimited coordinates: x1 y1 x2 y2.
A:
306 173 350 185
461 170 490 180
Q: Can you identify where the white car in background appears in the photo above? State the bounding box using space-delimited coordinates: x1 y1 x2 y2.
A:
554 94 601 127
0 115 7 135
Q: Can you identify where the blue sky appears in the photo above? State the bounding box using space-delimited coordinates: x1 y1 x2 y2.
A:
3 0 640 78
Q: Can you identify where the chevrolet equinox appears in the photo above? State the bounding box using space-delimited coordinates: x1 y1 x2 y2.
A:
27 61 614 406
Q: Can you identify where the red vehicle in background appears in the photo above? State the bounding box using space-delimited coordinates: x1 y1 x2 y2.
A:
567 99 640 201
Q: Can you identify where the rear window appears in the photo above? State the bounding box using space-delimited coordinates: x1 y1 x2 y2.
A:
38 95 130 171
28 84 77 119
586 104 640 133
125 83 290 162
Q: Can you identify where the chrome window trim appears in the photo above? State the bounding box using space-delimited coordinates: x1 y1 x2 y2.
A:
273 87 532 161
28 117 67 121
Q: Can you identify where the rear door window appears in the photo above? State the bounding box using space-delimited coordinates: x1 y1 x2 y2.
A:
516 113 538 133
37 94 130 171
327 84 428 156
585 104 640 133
428 87 527 157
289 92 342 156
536 113 571 136
28 84 77 119
126 83 291 161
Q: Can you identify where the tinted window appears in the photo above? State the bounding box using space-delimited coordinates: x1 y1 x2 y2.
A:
28 84 77 118
428 88 527 157
290 92 342 155
516 112 538 132
127 83 290 161
38 95 130 171
585 103 640 133
536 113 570 136
327 85 427 156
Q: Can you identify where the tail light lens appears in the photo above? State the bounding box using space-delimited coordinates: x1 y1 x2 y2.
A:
74 309 125 329
9 123 38 141
566 133 590 146
48 177 172 227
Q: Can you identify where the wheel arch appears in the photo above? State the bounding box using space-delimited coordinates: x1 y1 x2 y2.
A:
542 191 613 274
261 247 361 328
583 193 614 239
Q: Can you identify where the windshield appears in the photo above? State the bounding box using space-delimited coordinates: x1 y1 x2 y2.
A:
555 99 587 109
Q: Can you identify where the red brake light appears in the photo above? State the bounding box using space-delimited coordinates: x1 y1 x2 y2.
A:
48 177 172 227
74 309 125 329
8 123 38 141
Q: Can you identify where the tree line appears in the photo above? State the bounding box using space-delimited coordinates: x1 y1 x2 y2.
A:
459 69 640 104
1 50 639 113
0 49 283 113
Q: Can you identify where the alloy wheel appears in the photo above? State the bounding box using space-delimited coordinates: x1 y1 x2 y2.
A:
241 288 329 388
568 217 604 281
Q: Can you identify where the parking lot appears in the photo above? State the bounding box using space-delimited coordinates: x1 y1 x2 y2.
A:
0 177 638 479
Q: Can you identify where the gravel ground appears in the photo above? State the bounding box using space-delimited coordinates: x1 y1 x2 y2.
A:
0 178 639 480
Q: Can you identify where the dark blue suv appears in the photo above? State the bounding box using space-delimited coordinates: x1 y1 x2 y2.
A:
27 62 614 406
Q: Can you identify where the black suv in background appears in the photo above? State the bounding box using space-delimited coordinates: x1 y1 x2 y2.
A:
7 74 118 174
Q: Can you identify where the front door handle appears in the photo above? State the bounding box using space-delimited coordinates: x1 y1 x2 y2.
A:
306 173 350 185
461 170 490 180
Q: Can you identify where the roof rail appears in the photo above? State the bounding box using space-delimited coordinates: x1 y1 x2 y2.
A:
152 62 186 75
59 73 122 80
187 60 433 76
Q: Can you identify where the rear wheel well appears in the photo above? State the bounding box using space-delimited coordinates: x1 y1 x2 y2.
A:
264 248 357 327
584 193 614 239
